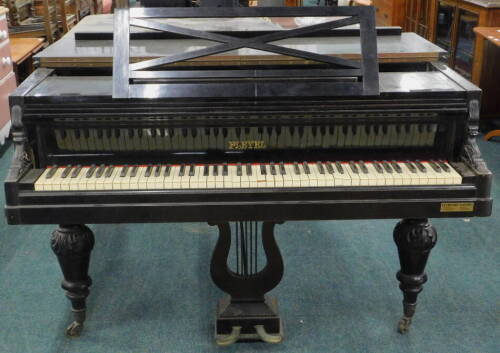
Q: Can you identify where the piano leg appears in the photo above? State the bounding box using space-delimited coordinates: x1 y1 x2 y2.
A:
50 224 95 337
209 221 284 345
393 218 437 334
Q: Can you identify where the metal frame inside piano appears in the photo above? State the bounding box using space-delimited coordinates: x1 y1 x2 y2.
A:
3 3 493 345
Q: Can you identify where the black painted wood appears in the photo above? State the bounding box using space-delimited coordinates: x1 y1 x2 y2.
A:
393 218 437 334
210 221 283 336
50 224 95 337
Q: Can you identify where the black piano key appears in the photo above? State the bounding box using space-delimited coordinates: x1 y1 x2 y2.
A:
415 161 427 173
154 165 162 177
260 164 267 175
236 163 242 176
373 161 383 173
302 162 310 174
429 161 442 173
438 161 451 172
406 161 417 173
61 165 72 178
316 161 325 174
97 129 103 139
326 163 334 174
179 164 186 177
213 165 218 176
279 162 286 175
188 164 196 177
106 129 112 139
359 160 368 174
335 162 344 174
83 129 90 139
105 166 115 178
382 161 393 173
293 162 300 175
71 165 82 178
222 163 229 176
391 161 402 173
349 161 359 174
246 163 252 176
120 165 129 177
203 165 209 177
130 165 139 177
270 162 276 176
95 164 106 178
128 128 134 138
46 165 59 179
164 165 172 177
86 164 97 178
145 165 153 177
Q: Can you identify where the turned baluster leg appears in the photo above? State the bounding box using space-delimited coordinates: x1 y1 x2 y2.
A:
393 218 437 334
51 224 95 337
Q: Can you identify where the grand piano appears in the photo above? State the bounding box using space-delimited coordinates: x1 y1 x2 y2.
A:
4 3 492 345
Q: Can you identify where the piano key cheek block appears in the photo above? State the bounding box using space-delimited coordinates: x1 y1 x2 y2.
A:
3 4 493 346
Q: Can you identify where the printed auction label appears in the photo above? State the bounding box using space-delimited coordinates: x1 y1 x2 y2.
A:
440 202 474 212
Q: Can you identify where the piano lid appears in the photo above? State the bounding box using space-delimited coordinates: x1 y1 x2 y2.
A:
26 72 464 98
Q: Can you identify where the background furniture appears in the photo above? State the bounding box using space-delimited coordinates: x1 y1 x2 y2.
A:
474 27 500 138
10 36 44 81
433 0 500 81
0 7 17 144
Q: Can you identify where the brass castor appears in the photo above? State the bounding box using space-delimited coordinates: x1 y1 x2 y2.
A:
66 321 84 337
397 316 412 334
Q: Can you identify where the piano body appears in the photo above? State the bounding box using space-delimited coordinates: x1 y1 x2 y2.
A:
4 4 493 345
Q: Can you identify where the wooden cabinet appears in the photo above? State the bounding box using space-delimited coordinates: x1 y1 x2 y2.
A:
431 0 500 80
0 7 16 145
373 0 406 27
371 1 438 40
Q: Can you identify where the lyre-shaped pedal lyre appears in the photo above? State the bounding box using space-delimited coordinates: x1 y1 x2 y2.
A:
209 221 284 345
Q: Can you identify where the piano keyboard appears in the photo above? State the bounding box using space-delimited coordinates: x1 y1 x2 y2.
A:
53 123 438 152
34 161 462 191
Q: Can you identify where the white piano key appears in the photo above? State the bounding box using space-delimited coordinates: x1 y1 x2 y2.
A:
34 167 54 191
346 162 360 186
368 162 386 186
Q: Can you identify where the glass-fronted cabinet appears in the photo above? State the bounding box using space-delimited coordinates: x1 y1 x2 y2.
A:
454 9 478 79
436 1 456 63
433 0 500 81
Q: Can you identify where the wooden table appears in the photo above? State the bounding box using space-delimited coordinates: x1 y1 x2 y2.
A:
474 27 500 141
10 37 45 83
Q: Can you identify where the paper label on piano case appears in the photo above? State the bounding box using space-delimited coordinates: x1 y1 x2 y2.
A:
440 202 474 212
228 141 266 150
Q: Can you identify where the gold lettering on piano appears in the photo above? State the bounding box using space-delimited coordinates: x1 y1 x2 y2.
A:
440 202 474 212
228 140 266 150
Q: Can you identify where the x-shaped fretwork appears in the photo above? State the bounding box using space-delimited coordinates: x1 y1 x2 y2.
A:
129 16 362 71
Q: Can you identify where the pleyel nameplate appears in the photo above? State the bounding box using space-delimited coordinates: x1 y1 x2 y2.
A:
228 141 266 150
440 202 474 212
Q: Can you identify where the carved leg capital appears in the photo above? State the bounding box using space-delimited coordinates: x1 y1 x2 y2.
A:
393 219 437 334
51 224 95 337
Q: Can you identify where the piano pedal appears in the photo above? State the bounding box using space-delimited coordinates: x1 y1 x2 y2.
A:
65 309 86 337
215 326 242 346
255 324 283 344
215 322 283 345
214 296 283 345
